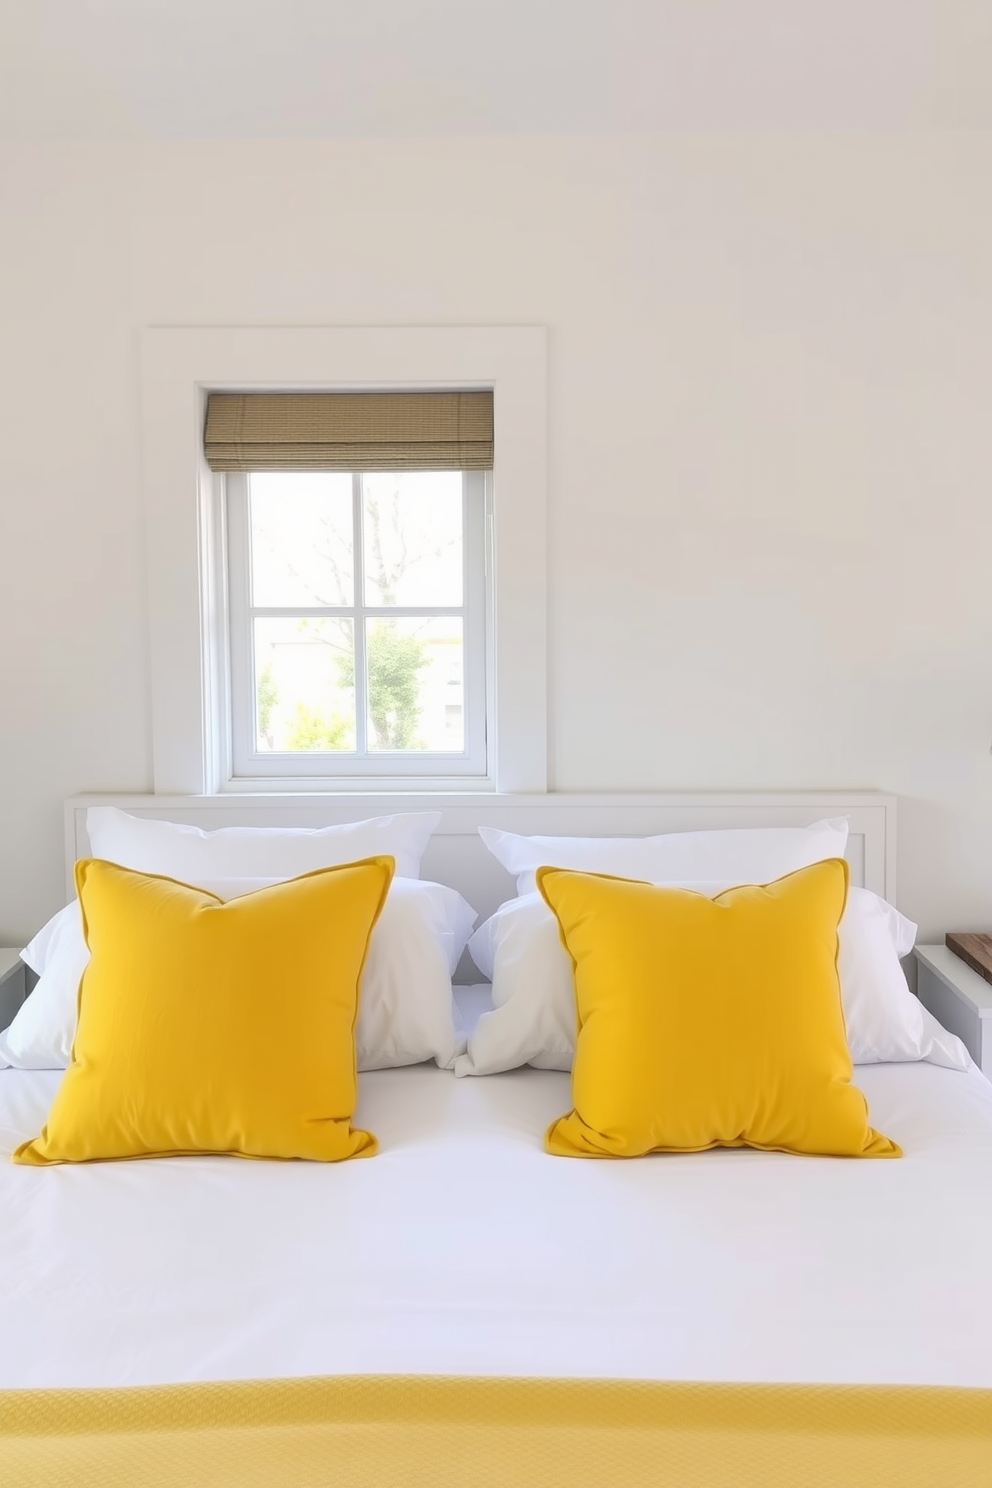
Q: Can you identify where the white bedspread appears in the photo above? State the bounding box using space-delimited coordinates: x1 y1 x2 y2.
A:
2 1058 991 1391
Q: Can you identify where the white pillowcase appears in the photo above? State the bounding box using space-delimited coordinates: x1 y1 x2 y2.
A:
20 910 67 977
1 903 89 1068
480 817 850 897
86 807 441 883
357 879 477 1070
2 877 476 1074
457 885 970 1076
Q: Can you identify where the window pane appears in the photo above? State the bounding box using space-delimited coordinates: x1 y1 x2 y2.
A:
362 472 463 607
366 617 463 753
254 617 355 752
250 472 354 607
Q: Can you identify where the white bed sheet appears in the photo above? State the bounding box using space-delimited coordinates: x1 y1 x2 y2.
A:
2 1056 991 1392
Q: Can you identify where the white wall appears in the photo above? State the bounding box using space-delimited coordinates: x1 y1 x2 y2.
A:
1 134 991 942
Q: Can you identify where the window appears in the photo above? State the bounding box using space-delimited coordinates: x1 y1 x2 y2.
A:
139 326 546 795
225 467 489 779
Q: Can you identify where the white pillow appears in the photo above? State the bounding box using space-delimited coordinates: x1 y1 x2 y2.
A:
456 885 971 1076
87 807 441 882
480 817 850 897
21 910 69 977
0 877 476 1074
1 906 89 1069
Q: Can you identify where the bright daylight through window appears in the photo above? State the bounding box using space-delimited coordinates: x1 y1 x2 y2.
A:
226 468 489 780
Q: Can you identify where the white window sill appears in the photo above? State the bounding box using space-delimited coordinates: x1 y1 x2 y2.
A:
218 776 496 795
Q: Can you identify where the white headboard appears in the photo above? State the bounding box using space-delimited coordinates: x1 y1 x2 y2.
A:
65 791 896 930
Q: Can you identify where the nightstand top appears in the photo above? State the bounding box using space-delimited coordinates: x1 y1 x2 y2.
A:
915 944 992 1014
0 948 23 982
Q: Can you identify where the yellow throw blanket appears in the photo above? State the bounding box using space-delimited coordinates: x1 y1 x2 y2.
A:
2 1374 990 1488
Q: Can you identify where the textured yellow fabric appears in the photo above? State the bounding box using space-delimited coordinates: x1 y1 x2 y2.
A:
2 1375 989 1488
13 856 394 1165
537 859 900 1160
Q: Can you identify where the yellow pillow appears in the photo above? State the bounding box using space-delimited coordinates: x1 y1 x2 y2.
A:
536 859 900 1160
13 856 394 1166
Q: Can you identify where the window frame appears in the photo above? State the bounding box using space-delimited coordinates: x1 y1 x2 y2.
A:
139 325 546 795
224 467 491 781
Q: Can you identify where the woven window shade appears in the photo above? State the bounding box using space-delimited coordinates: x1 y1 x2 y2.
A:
203 391 493 472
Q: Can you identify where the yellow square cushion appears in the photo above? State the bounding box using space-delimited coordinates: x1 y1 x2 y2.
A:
13 855 394 1166
536 859 900 1160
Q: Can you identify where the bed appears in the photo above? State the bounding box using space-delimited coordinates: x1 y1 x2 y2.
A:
2 792 990 1486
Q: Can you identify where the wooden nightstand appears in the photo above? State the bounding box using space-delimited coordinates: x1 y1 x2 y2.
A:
915 945 992 1078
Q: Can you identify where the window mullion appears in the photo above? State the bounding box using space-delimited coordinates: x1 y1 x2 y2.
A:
462 472 471 762
226 472 254 777
248 606 461 620
464 469 488 773
352 472 368 756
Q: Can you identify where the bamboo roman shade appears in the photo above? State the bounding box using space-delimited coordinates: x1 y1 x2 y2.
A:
203 391 494 472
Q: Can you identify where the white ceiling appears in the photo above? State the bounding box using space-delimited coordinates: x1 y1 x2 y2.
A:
1 0 990 139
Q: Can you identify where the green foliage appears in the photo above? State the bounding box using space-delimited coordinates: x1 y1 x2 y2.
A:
256 661 278 747
286 703 353 752
339 622 428 750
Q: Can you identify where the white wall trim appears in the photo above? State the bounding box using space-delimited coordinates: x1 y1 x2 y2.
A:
139 326 547 795
66 790 896 924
